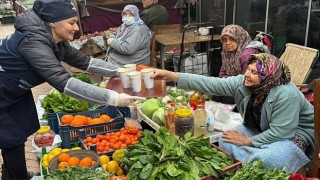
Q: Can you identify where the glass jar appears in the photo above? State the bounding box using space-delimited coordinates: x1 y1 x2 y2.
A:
175 109 194 137
34 126 55 147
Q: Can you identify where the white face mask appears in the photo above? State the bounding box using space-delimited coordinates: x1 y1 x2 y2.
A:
122 16 135 25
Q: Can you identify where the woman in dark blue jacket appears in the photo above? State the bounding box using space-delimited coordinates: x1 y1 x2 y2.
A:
0 0 144 179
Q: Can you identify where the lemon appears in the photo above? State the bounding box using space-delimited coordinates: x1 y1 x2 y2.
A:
71 147 81 151
116 167 124 176
50 148 62 156
47 154 55 163
105 161 119 173
99 155 110 165
41 160 49 168
112 149 127 163
61 149 70 153
42 154 48 162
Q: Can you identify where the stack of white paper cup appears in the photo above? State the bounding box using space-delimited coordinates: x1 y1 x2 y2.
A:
128 71 142 92
124 64 136 72
118 68 131 88
141 68 155 89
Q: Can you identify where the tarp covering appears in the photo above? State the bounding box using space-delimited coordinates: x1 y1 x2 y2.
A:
79 0 182 32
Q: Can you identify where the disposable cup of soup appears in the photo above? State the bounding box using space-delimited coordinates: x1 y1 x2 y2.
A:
141 68 155 89
118 68 131 88
124 64 136 72
128 71 142 92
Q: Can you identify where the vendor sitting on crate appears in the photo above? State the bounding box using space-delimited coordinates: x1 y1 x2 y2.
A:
106 5 152 67
0 0 146 179
151 53 314 173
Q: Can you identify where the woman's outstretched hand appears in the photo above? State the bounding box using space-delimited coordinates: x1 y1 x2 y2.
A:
150 69 179 83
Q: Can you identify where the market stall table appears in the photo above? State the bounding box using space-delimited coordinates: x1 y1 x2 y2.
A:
106 76 167 98
155 32 220 69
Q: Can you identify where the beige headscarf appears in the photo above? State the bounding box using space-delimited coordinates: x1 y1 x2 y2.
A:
220 25 252 76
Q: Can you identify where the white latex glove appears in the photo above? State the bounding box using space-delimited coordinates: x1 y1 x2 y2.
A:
107 38 115 46
117 93 146 107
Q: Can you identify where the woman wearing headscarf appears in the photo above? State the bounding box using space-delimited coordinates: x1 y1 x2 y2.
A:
219 24 259 77
215 25 272 105
107 4 151 67
0 0 145 179
151 53 314 172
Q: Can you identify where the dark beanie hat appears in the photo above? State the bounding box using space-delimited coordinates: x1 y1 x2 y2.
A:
33 0 78 23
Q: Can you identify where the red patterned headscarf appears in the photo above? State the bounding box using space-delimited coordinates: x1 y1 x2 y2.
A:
220 25 252 76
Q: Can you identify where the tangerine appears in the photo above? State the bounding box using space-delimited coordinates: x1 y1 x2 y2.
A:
61 114 74 125
67 157 80 166
79 157 92 168
57 162 69 171
70 119 83 127
58 153 71 163
100 114 111 122
89 118 104 125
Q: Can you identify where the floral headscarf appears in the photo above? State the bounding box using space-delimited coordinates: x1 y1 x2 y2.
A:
244 53 291 130
116 5 146 41
220 25 252 76
246 53 291 99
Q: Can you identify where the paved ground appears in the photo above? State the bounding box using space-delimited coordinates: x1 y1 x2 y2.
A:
0 22 51 177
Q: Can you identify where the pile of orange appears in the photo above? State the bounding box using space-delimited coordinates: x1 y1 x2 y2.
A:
60 114 112 127
57 152 96 170
83 127 142 153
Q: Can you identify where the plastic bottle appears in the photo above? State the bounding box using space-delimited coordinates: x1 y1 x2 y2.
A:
193 104 208 137
189 91 205 110
167 103 176 135
164 100 173 133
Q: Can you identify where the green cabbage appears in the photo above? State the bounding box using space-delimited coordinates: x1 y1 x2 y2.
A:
141 98 160 119
152 107 165 126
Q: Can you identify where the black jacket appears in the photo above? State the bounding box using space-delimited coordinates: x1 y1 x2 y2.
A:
0 10 90 148
140 3 169 31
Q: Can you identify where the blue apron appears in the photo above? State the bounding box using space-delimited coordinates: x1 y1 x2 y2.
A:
0 31 45 148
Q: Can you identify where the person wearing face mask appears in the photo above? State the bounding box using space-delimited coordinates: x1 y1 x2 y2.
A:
140 0 169 31
150 53 314 173
0 0 146 179
106 4 152 67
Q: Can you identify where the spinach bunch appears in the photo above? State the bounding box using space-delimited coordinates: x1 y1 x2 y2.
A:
41 89 89 119
45 166 111 180
122 127 234 180
229 160 290 180
72 73 93 84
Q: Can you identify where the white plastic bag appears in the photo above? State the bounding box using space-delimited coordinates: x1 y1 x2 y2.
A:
205 101 242 131
31 134 62 159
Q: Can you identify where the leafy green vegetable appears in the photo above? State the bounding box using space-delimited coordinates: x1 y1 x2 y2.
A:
151 107 165 126
228 160 290 180
141 98 160 118
44 166 111 180
40 89 91 119
122 127 234 179
72 73 93 84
